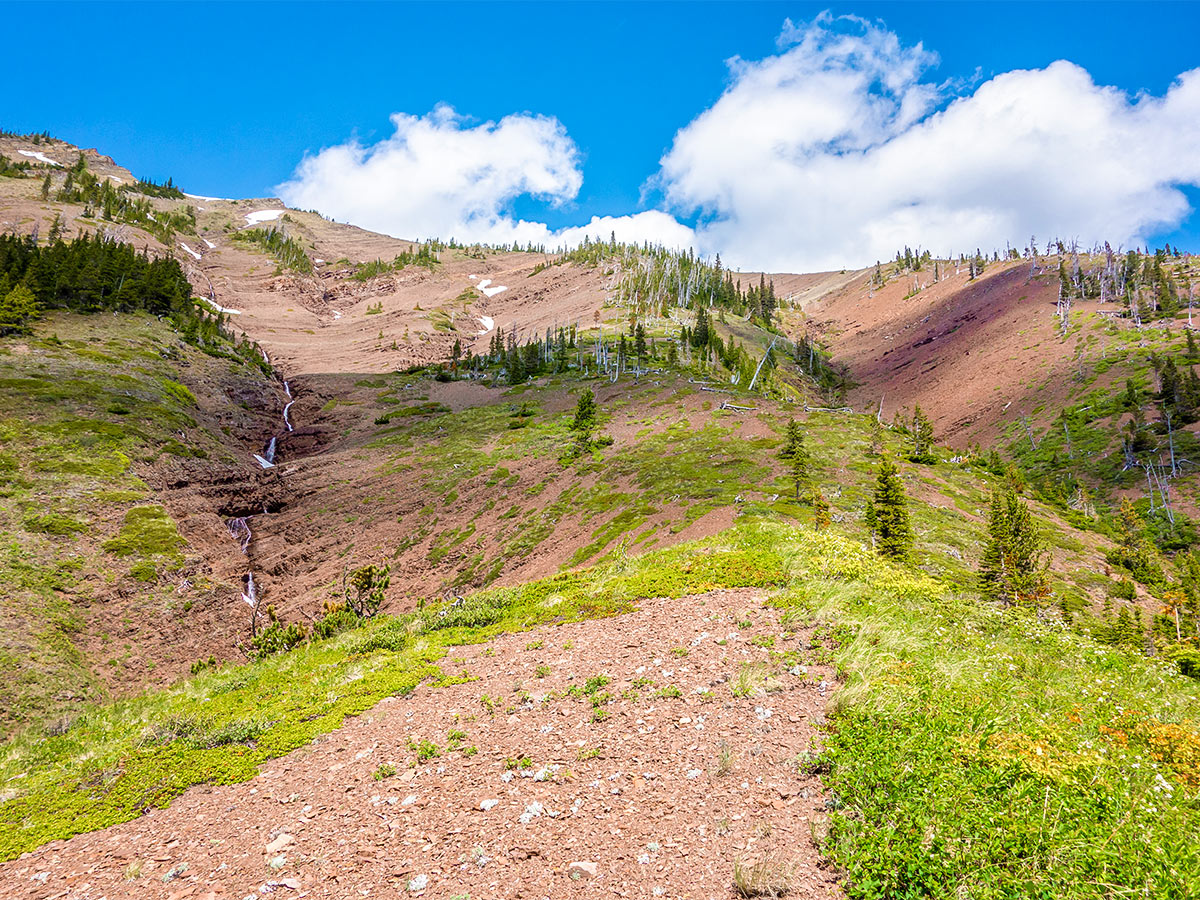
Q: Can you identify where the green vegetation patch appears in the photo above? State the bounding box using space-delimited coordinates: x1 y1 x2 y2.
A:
776 527 1200 898
101 505 184 558
22 512 86 536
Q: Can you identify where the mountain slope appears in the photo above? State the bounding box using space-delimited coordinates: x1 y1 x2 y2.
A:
1 134 1199 900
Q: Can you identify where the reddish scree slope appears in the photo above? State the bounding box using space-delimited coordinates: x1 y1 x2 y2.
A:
803 260 1074 446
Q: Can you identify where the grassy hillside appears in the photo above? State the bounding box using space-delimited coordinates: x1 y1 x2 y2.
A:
2 516 1197 896
0 312 277 733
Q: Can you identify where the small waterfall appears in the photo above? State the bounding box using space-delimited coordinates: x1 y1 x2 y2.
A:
227 517 252 553
261 436 277 465
282 381 295 433
242 572 257 608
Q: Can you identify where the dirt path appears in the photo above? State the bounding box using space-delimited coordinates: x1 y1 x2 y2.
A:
1 589 841 900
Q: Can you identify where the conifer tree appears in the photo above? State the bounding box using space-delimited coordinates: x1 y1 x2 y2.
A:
569 388 599 457
779 418 804 459
1108 499 1164 584
909 405 936 463
866 458 912 560
789 446 809 500
572 388 596 435
0 284 40 334
39 172 51 200
692 305 711 349
978 488 1050 605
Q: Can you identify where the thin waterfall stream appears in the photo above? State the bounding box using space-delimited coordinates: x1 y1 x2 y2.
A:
231 380 296 637
282 381 295 432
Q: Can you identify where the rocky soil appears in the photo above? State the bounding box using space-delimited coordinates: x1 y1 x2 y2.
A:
0 588 841 900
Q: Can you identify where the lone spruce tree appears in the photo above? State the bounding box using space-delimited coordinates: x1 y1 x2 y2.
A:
909 404 936 463
569 388 598 457
779 418 804 459
978 488 1050 605
866 458 912 560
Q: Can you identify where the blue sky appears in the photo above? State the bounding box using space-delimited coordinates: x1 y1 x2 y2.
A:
4 2 1200 269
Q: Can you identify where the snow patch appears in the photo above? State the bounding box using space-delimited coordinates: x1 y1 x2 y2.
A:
203 239 216 249
184 192 231 202
477 279 507 298
245 209 286 226
332 310 343 320
18 150 60 166
200 297 242 315
179 242 201 261
478 315 495 336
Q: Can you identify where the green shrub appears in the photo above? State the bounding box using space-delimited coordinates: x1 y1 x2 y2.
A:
251 619 307 658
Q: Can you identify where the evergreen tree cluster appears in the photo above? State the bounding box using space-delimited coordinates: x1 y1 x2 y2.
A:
352 242 442 280
0 154 32 179
679 305 770 386
0 128 53 143
483 323 579 384
128 176 186 199
0 231 194 318
1154 351 1200 424
51 154 196 245
615 247 778 324
1132 249 1187 319
893 246 932 273
0 229 268 371
232 226 312 274
1105 499 1165 586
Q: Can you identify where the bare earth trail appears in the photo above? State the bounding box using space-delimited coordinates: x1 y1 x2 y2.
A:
1 589 839 900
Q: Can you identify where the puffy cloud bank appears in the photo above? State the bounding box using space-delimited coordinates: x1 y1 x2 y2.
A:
279 15 1200 272
276 104 693 251
659 12 1200 271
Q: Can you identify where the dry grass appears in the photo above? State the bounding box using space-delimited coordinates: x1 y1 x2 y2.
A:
732 853 794 898
715 739 734 776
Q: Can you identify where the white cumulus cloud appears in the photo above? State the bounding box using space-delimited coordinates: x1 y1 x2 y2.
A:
278 104 581 245
657 12 1200 272
277 104 695 251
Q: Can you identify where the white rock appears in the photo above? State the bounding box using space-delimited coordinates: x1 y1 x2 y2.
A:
568 860 598 879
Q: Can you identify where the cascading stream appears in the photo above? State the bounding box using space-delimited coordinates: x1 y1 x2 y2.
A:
227 516 252 554
231 381 298 634
282 381 295 433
